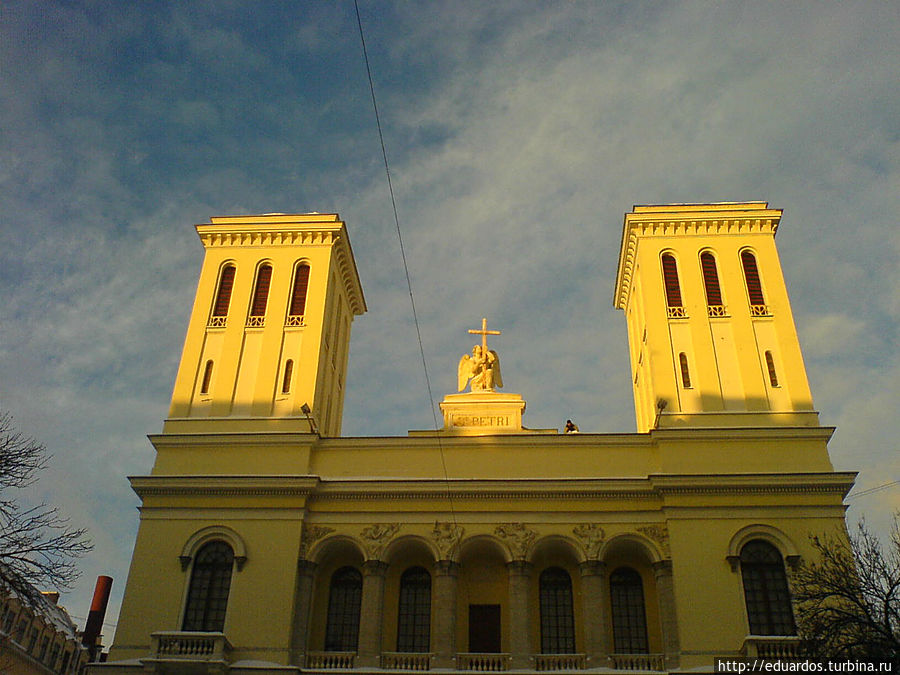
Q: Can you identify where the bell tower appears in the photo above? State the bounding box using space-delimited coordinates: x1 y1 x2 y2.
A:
614 202 817 432
165 213 365 436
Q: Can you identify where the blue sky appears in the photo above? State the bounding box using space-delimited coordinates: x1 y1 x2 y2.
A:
1 1 898 641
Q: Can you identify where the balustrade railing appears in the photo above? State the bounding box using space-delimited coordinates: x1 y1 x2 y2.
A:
150 631 231 661
382 652 433 670
707 304 728 317
534 653 585 671
286 315 306 327
207 316 227 327
457 653 511 671
609 653 665 671
741 636 803 659
666 306 687 318
749 304 771 317
246 315 265 327
306 651 357 669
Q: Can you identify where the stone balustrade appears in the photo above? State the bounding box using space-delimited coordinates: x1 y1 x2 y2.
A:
741 636 803 659
456 653 512 671
608 653 666 671
533 653 586 671
381 652 433 670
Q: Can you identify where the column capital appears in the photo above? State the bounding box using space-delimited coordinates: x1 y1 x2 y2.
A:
652 559 673 576
297 559 318 576
578 560 608 577
434 560 460 576
506 560 533 576
362 559 389 576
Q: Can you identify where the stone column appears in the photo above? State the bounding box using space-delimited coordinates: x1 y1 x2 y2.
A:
652 560 680 668
432 560 459 668
507 561 533 669
578 560 609 667
358 560 389 667
289 560 317 666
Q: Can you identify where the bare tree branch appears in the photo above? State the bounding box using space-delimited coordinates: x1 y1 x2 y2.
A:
0 413 92 604
793 519 900 665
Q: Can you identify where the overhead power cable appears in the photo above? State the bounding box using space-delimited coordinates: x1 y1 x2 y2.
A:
353 1 460 535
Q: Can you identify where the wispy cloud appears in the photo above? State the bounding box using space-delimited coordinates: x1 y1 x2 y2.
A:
1 0 897 638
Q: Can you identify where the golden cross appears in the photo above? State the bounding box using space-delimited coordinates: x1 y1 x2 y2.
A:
468 317 501 353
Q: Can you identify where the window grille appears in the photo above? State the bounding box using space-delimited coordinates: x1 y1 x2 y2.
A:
740 540 795 636
610 568 649 654
249 264 272 320
539 567 575 654
325 567 362 651
741 251 766 306
182 541 235 632
288 263 311 322
700 252 724 307
397 567 431 652
211 265 236 322
661 254 683 311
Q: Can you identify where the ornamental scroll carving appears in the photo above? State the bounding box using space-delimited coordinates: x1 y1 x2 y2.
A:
431 522 464 558
360 523 401 558
637 524 671 556
299 524 334 557
573 523 606 559
494 523 537 559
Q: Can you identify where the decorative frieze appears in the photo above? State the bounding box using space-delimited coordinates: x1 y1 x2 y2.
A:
494 523 537 559
360 523 401 558
637 524 670 557
431 522 464 559
572 523 606 559
299 524 334 557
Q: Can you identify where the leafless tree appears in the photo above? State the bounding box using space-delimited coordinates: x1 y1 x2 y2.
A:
792 518 900 665
0 413 91 603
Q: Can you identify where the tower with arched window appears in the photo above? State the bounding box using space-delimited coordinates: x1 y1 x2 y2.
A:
166 213 365 437
101 205 854 675
614 202 817 432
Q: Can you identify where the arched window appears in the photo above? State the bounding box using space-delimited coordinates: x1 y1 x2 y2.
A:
610 567 649 654
661 254 684 317
700 252 724 313
325 567 362 651
211 265 236 323
679 352 692 388
740 540 795 636
397 566 431 652
287 263 311 325
741 251 766 307
182 541 234 632
765 351 779 387
249 264 272 320
282 359 294 394
200 360 214 395
539 567 575 654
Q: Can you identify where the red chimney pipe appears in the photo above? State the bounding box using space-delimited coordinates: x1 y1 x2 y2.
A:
82 575 112 658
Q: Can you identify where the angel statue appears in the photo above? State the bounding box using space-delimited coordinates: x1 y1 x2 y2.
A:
458 344 503 392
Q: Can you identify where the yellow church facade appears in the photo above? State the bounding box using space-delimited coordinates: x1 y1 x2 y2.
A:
93 204 854 674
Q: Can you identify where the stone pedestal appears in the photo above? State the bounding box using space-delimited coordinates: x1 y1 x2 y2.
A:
440 392 526 434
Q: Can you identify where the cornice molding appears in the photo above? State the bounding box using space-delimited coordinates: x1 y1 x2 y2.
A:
128 471 855 502
195 215 366 315
614 204 782 309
